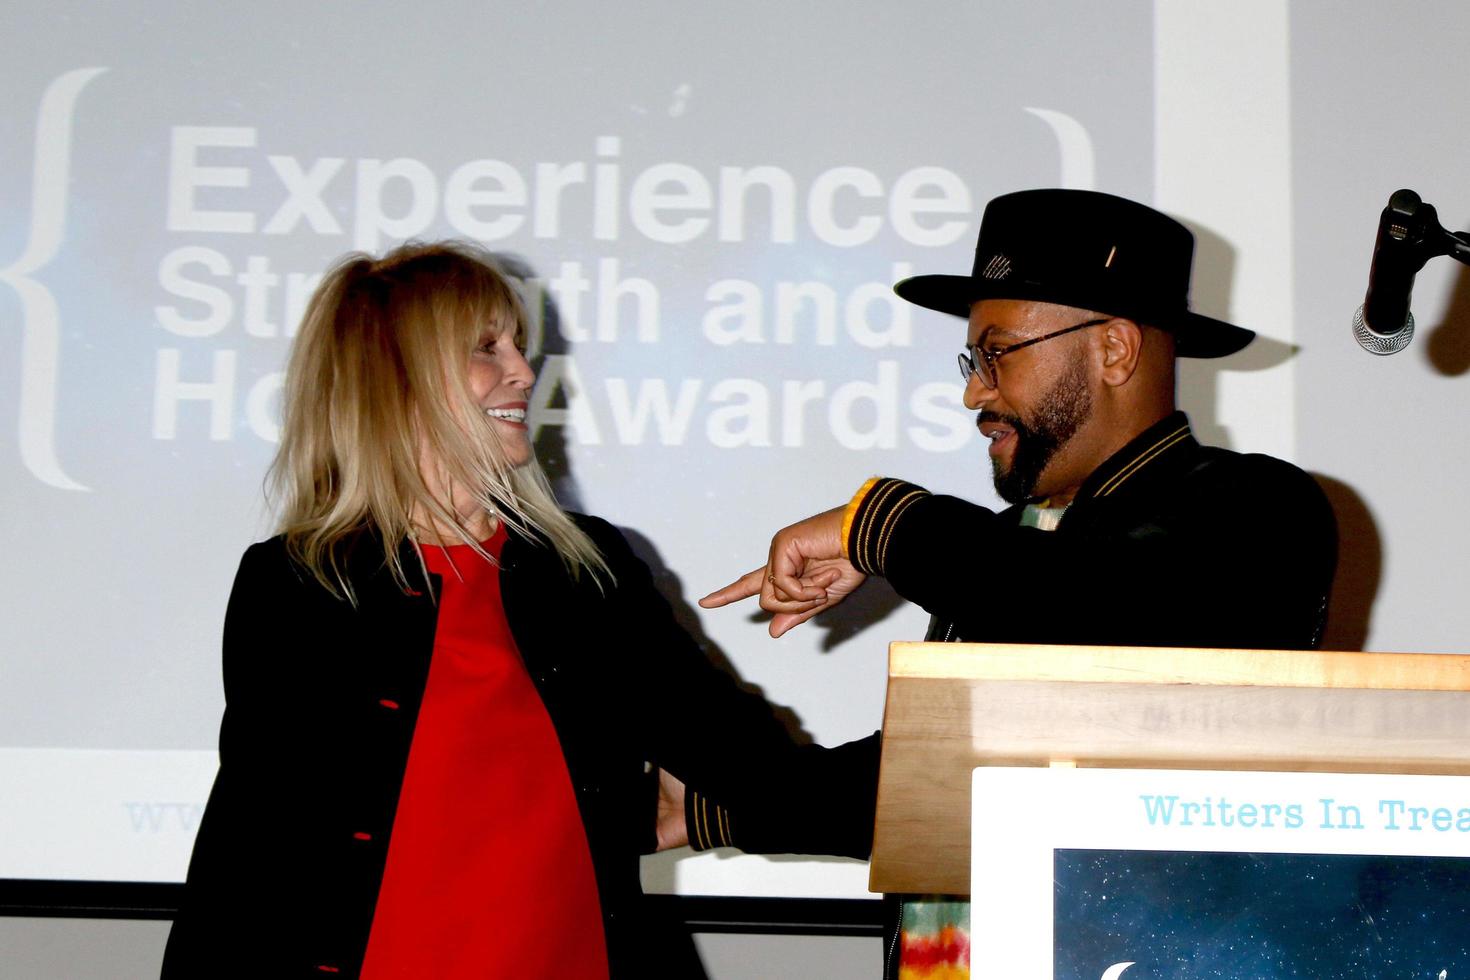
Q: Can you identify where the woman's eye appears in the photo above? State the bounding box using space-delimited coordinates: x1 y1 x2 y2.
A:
475 335 525 358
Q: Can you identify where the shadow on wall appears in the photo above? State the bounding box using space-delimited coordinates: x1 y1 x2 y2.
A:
493 252 584 512
1311 474 1382 652
618 525 813 747
809 576 907 653
1425 249 1470 376
497 250 821 744
1178 221 1236 448
1174 221 1298 450
1178 333 1297 452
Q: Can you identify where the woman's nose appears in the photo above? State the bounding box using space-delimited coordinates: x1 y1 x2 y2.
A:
506 347 536 389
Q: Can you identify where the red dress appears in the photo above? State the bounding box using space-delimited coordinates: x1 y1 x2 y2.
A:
360 527 609 978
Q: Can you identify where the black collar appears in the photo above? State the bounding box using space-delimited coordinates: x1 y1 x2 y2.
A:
1072 410 1198 504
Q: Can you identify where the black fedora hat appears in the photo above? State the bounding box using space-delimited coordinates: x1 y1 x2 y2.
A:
893 189 1254 358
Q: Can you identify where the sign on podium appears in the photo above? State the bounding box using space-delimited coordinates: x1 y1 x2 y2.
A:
869 643 1470 977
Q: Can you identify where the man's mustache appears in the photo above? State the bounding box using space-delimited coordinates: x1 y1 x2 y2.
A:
976 410 1025 432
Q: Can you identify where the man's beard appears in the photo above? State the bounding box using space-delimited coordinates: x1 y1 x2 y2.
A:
988 358 1093 505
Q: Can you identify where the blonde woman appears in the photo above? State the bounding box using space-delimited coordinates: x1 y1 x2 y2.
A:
160 242 877 979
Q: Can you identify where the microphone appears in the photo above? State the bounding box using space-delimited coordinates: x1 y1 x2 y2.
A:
1353 189 1432 356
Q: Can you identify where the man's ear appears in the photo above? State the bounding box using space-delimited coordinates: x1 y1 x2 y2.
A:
1099 318 1144 387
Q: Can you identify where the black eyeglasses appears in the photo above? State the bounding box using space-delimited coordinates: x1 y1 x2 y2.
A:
958 317 1110 388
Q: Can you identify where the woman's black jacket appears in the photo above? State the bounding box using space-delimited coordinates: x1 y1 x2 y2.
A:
161 515 879 979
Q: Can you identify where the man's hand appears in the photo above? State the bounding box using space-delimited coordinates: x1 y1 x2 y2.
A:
699 506 868 637
655 767 688 851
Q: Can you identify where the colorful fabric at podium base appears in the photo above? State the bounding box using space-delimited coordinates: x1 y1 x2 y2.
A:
898 897 969 979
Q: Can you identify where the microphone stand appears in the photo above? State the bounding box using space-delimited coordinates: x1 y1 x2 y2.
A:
1388 189 1470 266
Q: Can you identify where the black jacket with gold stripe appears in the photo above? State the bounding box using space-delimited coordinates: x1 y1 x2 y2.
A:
847 411 1337 651
852 412 1337 980
161 514 879 980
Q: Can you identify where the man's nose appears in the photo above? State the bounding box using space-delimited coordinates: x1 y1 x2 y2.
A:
962 371 994 411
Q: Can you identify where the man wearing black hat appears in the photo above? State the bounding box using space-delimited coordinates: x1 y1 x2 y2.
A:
699 188 1337 977
702 188 1336 649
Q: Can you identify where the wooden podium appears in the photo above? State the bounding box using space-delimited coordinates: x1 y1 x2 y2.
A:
868 642 1470 896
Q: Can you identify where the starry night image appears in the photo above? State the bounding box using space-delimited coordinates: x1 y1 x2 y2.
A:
1054 849 1470 979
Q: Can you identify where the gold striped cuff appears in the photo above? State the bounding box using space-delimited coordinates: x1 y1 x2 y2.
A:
848 477 929 576
687 789 734 850
840 477 881 559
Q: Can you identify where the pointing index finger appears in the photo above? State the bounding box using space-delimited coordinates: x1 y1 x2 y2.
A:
698 567 766 609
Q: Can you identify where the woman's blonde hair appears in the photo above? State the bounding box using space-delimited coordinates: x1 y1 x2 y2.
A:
270 240 609 600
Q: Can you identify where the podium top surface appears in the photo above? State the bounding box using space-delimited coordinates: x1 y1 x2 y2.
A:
889 642 1470 691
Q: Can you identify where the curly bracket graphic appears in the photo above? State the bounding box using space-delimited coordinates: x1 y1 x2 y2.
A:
1024 107 1097 191
1 67 108 492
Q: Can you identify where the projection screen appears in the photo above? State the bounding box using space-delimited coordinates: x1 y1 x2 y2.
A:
2 0 1320 904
